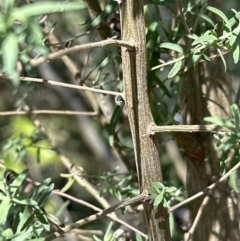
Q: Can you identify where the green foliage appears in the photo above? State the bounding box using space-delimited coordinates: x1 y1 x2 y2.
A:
98 167 138 201
147 182 177 210
0 0 85 86
0 169 54 240
204 104 240 193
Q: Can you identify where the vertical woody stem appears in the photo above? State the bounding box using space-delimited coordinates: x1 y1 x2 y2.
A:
121 0 171 240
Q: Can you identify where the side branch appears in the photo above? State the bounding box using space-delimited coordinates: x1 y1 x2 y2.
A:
45 191 148 241
0 110 97 116
148 124 228 134
30 39 135 67
0 75 123 97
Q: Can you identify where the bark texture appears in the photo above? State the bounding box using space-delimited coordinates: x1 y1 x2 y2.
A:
121 0 171 240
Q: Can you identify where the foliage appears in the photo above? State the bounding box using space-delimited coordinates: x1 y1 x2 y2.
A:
147 182 177 210
0 169 54 240
0 0 85 86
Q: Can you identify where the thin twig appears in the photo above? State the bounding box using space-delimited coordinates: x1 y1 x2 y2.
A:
30 39 135 67
176 0 190 34
184 194 211 241
148 123 228 134
169 160 240 212
0 110 97 116
45 191 149 241
53 190 148 239
0 75 123 97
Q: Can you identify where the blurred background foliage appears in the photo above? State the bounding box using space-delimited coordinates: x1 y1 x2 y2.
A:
0 0 240 240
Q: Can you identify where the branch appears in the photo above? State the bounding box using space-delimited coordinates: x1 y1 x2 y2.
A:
176 0 190 34
0 75 123 97
45 191 149 241
169 160 240 212
53 190 148 239
30 39 135 67
148 123 228 134
0 110 97 116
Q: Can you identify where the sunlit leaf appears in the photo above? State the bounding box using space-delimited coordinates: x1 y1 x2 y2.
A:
160 42 184 54
204 116 234 129
11 2 85 22
168 60 182 79
192 34 218 46
2 32 19 86
153 193 163 209
0 197 11 225
229 170 239 193
217 48 227 72
207 6 231 31
232 43 240 64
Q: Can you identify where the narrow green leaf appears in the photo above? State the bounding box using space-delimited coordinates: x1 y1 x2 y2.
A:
0 197 11 225
192 34 218 46
229 28 239 47
229 170 239 193
108 102 124 146
217 48 227 72
184 52 201 72
9 169 28 196
38 183 54 207
169 212 175 236
153 193 163 208
232 43 240 64
2 32 19 86
35 211 50 231
91 0 117 27
153 182 165 192
17 207 30 232
204 116 234 129
207 6 231 31
160 43 184 54
154 76 172 97
12 197 38 207
168 60 182 79
166 186 177 193
146 186 157 195
231 104 240 134
12 2 85 21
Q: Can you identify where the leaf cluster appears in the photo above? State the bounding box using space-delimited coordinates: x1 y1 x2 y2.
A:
147 182 177 210
0 169 54 240
0 0 85 86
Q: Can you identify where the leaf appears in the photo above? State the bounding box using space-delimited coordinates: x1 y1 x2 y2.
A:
184 51 202 72
11 2 85 21
166 186 177 193
229 28 239 47
91 0 117 27
12 197 39 207
204 116 234 129
152 182 165 192
108 102 124 146
192 34 218 46
229 170 239 193
160 43 184 54
231 104 240 135
38 183 54 207
2 32 19 86
154 76 172 97
168 60 182 79
17 207 30 232
0 197 11 225
9 169 28 196
207 6 231 31
232 43 240 64
217 48 227 72
153 193 163 209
